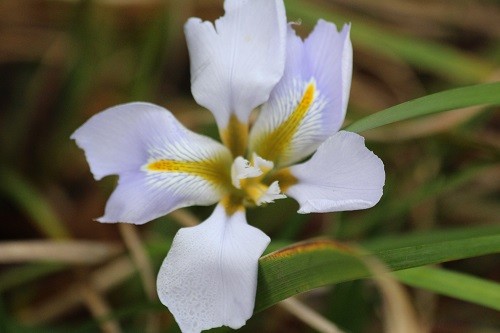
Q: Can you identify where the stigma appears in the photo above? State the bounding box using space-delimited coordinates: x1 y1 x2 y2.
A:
230 153 286 206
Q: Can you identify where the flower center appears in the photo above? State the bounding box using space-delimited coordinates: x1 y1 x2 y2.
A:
230 153 286 207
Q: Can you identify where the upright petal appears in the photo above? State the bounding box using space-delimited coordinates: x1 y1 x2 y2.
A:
249 21 352 167
305 20 352 117
283 131 384 213
157 204 270 333
71 103 232 224
185 0 286 155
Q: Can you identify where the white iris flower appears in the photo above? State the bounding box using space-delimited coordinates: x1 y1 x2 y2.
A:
71 0 385 332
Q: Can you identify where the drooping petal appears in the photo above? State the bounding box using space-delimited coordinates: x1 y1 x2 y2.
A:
157 204 270 333
249 21 352 167
71 102 232 224
185 0 286 154
284 131 384 213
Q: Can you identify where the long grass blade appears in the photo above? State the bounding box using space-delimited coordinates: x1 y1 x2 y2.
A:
255 232 500 312
345 82 500 133
0 167 70 239
395 266 500 311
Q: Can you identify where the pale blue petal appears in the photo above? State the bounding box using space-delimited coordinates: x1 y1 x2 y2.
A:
71 103 232 224
249 22 352 167
157 204 270 333
305 20 352 120
286 131 385 213
97 169 223 225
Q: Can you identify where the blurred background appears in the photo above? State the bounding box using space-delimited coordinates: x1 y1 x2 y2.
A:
0 0 499 332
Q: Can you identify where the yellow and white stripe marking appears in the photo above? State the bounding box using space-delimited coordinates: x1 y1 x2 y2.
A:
144 158 231 190
251 80 318 166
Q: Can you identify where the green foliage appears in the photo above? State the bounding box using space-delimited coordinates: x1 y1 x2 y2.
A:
0 167 70 239
345 82 500 133
255 228 500 312
395 267 500 311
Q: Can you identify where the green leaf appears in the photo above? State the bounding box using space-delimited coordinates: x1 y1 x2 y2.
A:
255 232 500 312
395 266 500 311
344 82 500 133
0 263 66 293
362 224 500 252
0 167 70 239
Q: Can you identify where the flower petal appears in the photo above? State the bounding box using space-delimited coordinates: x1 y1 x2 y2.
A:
184 0 286 131
285 131 384 213
249 21 352 167
305 20 352 117
71 102 232 224
157 204 270 333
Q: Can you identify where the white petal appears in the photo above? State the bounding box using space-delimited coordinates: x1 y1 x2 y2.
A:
286 131 385 213
71 102 156 181
71 103 232 224
97 169 222 225
249 22 352 167
157 204 270 333
185 0 286 130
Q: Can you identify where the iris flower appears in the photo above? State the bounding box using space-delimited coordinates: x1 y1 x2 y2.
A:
72 0 384 332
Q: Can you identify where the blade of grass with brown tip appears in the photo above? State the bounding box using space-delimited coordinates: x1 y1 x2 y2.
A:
255 233 500 312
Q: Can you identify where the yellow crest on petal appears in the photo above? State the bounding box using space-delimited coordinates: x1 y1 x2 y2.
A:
221 114 248 157
252 81 317 166
144 158 231 190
